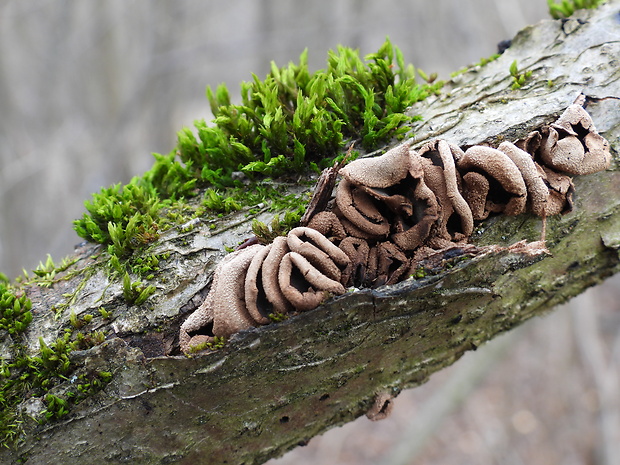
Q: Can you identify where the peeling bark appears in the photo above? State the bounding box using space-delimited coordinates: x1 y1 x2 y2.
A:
2 3 620 464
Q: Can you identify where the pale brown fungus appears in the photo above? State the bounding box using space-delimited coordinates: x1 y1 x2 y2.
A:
340 142 417 219
287 226 350 282
179 244 265 353
498 141 549 217
371 241 410 287
390 168 440 250
209 245 265 337
462 171 490 220
540 104 611 175
458 145 527 217
339 236 370 288
366 391 394 421
419 139 474 239
244 244 275 325
180 102 612 354
335 178 390 238
278 251 346 311
179 289 216 354
540 165 574 215
339 142 411 189
306 211 347 241
261 236 295 315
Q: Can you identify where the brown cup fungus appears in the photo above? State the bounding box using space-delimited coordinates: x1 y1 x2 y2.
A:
539 104 611 175
181 100 612 353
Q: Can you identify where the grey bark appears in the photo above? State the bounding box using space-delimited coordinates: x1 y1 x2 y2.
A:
2 3 620 464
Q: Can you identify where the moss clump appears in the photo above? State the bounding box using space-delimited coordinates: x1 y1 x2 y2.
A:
187 336 226 354
0 283 32 336
1 324 110 446
73 182 162 259
72 38 442 274
0 331 71 444
191 39 441 182
122 272 156 306
1 280 114 447
251 210 306 244
509 60 532 90
547 0 604 19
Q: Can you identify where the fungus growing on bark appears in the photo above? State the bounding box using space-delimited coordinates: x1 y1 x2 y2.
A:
306 211 347 241
337 143 441 251
286 227 350 282
419 139 474 240
388 172 438 251
540 165 574 215
260 236 295 315
339 142 410 189
461 171 490 221
180 244 265 353
245 244 277 325
180 229 352 352
539 103 611 175
497 141 550 217
366 391 395 421
368 241 410 287
180 100 612 354
339 143 418 222
458 145 528 218
277 227 350 310
339 237 370 288
278 251 346 311
335 179 391 238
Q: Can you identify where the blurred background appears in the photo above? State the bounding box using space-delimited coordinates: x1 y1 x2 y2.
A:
0 1 618 464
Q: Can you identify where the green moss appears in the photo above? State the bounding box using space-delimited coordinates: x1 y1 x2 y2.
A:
30 255 80 288
187 336 226 354
128 252 169 278
0 334 70 444
52 267 95 318
410 267 427 279
1 313 111 447
251 210 306 244
122 272 156 306
0 283 32 336
98 307 112 319
450 53 501 77
509 60 533 90
69 310 93 329
202 188 243 214
2 264 116 448
202 182 313 218
268 312 289 323
547 0 604 19
72 38 441 275
41 394 69 422
3 36 444 449
74 182 162 259
41 369 111 422
192 38 440 181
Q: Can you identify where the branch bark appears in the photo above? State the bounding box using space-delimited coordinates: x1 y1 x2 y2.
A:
2 3 620 464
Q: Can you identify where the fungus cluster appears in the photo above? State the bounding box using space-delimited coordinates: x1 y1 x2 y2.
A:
180 100 611 354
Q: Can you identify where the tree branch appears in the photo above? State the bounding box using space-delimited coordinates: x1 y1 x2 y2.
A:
2 3 619 464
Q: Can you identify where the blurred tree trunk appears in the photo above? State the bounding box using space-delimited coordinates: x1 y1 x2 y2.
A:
2 3 619 465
